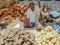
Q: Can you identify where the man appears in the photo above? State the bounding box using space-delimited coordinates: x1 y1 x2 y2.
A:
26 2 40 27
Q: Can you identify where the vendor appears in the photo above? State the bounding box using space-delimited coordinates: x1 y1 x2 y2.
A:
25 2 40 27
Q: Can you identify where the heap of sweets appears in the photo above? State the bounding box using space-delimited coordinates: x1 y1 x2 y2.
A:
0 28 38 45
36 26 60 45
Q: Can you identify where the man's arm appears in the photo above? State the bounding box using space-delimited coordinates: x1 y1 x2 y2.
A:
26 11 30 22
38 0 40 8
38 0 43 19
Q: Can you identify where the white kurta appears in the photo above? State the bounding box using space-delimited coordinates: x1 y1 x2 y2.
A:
26 7 40 26
26 8 36 22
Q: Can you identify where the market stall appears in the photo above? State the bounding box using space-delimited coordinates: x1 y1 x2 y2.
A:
0 0 60 45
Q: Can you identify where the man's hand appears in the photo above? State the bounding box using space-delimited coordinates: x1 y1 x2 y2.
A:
27 18 30 23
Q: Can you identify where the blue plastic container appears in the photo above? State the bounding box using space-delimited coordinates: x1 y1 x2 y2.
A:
53 24 60 34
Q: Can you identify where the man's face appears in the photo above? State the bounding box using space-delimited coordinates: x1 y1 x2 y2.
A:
30 4 35 11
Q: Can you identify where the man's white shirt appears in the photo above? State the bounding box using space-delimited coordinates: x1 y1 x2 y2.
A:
26 8 36 22
26 6 40 22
